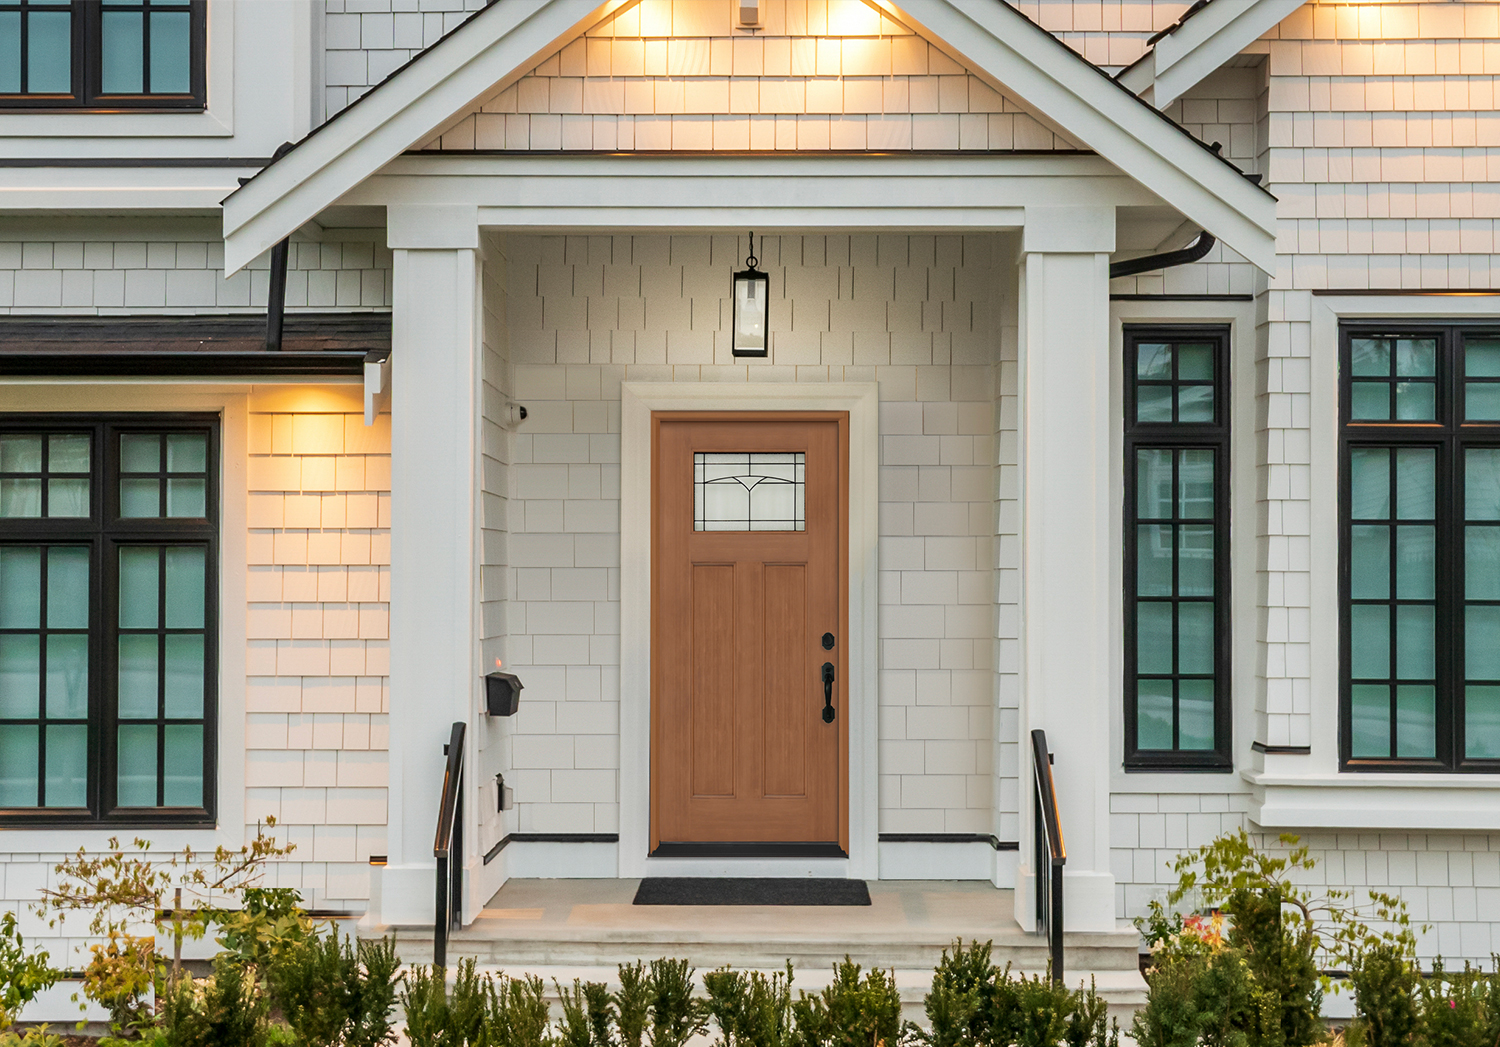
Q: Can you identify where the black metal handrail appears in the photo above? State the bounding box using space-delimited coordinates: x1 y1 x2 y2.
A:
434 720 466 970
1031 729 1066 984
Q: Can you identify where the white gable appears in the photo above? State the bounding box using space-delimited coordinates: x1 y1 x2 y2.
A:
418 0 1080 152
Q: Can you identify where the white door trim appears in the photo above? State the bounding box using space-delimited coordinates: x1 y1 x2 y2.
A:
619 382 880 880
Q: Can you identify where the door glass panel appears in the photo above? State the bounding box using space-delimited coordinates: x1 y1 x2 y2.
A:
694 453 804 531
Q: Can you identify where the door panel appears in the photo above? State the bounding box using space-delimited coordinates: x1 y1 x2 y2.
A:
652 414 848 851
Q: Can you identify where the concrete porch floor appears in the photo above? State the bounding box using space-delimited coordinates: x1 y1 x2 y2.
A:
378 879 1147 1016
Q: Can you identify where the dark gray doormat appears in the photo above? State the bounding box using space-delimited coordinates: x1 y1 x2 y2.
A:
633 877 871 906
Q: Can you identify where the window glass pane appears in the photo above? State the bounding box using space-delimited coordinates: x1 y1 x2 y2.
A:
45 634 87 720
44 724 87 807
48 478 89 517
1136 680 1173 749
148 10 190 93
163 634 202 718
0 635 40 718
1177 680 1215 750
1178 450 1214 518
116 724 156 807
1136 603 1173 674
1349 449 1391 519
164 547 204 628
166 434 206 473
1350 525 1390 600
120 433 159 472
0 479 41 518
26 10 71 93
1395 526 1435 600
1395 685 1436 758
1468 449 1500 521
101 11 144 93
1350 685 1389 758
162 724 202 806
1467 384 1500 421
120 478 159 517
1467 527 1500 601
1177 525 1214 597
48 434 89 473
1177 603 1214 675
47 546 88 629
1469 605 1500 679
1136 385 1172 423
1177 344 1213 380
1396 605 1434 680
1177 385 1214 422
118 547 159 628
1467 686 1500 759
1469 340 1500 377
1136 449 1173 519
1137 344 1172 379
1351 338 1390 377
1395 448 1435 519
166 479 205 517
117 634 158 719
1 436 42 473
0 546 41 628
1136 525 1173 597
1351 382 1390 421
1395 382 1436 421
1397 338 1437 377
0 725 38 806
1350 604 1390 679
0 14 20 93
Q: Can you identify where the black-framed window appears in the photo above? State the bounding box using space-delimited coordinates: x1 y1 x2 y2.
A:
1124 326 1232 771
0 416 216 826
1341 325 1500 772
0 0 205 109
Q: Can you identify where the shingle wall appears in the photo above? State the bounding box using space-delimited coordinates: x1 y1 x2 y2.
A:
419 0 1078 152
323 0 484 120
0 220 392 315
500 232 1008 839
1002 0 1196 72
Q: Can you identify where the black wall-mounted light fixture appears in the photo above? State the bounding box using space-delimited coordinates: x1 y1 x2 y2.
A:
731 231 770 358
485 671 523 716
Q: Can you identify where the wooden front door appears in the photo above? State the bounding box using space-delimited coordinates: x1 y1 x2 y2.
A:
651 413 848 854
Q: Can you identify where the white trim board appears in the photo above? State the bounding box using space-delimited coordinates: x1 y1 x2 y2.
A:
618 382 880 881
1114 0 1302 108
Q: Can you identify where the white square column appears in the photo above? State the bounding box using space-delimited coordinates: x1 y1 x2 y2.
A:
377 204 483 927
1014 207 1118 933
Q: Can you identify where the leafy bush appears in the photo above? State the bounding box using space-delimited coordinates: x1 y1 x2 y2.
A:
704 964 795 1047
1343 941 1419 1047
266 927 399 1047
0 912 60 1032
160 955 271 1047
792 958 900 1047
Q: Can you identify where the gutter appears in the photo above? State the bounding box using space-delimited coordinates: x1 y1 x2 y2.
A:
1109 230 1217 280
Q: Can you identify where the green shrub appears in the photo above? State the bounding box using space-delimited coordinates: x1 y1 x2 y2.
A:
266 927 399 1047
402 960 486 1047
160 955 270 1047
1223 887 1322 1047
704 964 795 1047
1414 960 1495 1047
792 958 899 1047
615 962 651 1047
0 912 60 1032
647 958 708 1047
1344 941 1420 1047
480 972 551 1047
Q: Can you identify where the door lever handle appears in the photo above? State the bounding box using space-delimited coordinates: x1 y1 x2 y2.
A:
821 662 836 723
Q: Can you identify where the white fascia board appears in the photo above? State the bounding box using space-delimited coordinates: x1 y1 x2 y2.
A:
1246 772 1500 831
0 166 254 211
221 0 626 272
881 0 1276 272
1117 0 1304 108
342 152 1158 228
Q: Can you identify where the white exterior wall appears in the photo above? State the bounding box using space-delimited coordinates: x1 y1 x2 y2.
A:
323 0 484 120
1002 0 1197 71
500 232 1011 844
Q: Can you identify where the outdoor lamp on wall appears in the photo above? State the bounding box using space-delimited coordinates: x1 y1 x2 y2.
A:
732 231 770 357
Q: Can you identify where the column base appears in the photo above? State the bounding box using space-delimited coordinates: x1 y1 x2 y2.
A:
1014 864 1118 933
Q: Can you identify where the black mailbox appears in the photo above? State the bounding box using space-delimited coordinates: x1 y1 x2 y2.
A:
484 671 523 716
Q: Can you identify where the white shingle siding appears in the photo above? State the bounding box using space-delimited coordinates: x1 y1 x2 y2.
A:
499 232 1012 838
322 0 486 120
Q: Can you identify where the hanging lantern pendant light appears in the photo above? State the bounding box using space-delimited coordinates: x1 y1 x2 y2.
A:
731 231 770 358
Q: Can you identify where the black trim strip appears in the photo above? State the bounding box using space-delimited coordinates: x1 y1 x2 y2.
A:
1111 294 1254 302
0 157 272 167
404 149 1095 159
649 841 847 859
482 832 619 865
878 832 1018 851
1251 741 1312 755
0 352 368 377
1314 289 1500 297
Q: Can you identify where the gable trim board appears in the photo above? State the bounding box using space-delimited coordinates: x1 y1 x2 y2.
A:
221 0 1277 274
1114 0 1303 108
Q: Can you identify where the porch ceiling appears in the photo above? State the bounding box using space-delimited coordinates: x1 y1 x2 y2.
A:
221 0 1277 273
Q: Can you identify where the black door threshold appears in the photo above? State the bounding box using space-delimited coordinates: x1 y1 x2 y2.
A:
650 841 847 859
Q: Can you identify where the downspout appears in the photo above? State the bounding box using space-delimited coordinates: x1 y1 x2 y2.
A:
1108 230 1217 281
263 141 297 351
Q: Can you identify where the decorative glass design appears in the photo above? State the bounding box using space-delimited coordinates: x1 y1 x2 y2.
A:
694 452 804 531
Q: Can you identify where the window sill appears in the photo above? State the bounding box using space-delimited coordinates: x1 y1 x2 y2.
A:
1243 769 1500 830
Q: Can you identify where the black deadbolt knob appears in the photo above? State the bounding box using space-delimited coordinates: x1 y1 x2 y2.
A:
821 632 835 650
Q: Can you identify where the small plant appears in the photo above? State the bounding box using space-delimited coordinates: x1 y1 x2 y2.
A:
704 964 795 1047
647 958 707 1047
402 959 486 1047
1343 940 1419 1047
615 961 651 1047
0 911 60 1032
482 972 552 1047
159 955 271 1047
792 958 899 1047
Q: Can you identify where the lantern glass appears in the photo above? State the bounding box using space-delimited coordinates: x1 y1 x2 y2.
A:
732 269 769 357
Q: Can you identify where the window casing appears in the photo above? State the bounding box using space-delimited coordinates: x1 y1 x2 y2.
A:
0 0 205 110
0 415 216 826
1124 326 1233 771
1340 324 1500 772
